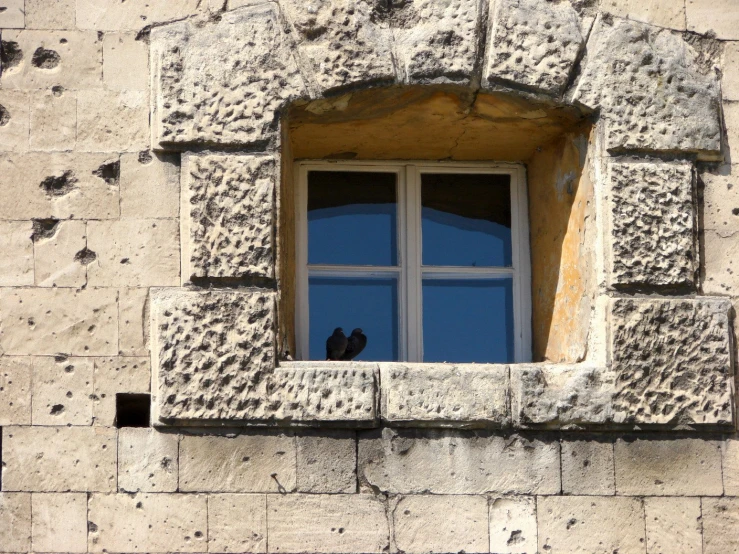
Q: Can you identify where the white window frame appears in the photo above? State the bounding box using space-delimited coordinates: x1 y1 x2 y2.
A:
295 160 532 363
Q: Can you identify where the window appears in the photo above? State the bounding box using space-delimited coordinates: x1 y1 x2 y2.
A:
295 161 532 363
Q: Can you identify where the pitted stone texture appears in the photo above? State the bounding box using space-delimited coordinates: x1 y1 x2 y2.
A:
26 0 75 29
279 0 395 92
183 154 275 280
0 90 30 152
151 288 276 422
380 363 509 427
120 152 180 220
703 498 739 554
151 5 307 148
0 493 31 552
118 428 179 493
30 89 77 151
609 297 733 426
93 357 151 426
0 357 31 425
572 17 722 158
34 220 87 288
561 439 616 495
32 357 94 426
489 496 538 554
644 497 702 554
608 161 695 288
511 365 617 429
485 0 584 95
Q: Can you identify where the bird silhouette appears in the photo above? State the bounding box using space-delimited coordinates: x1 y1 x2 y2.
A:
341 328 367 361
326 327 348 360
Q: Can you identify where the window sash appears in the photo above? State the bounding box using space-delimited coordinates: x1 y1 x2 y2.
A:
296 161 532 363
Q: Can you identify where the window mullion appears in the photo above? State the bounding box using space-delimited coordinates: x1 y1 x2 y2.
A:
405 164 423 362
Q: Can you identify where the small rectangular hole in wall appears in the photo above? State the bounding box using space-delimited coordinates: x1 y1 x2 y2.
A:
115 394 151 428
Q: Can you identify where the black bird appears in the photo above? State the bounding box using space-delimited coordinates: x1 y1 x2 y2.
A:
341 328 367 361
326 327 348 360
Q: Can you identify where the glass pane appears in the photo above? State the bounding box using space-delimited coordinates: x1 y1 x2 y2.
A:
309 276 399 361
422 278 514 363
421 173 512 267
308 171 397 266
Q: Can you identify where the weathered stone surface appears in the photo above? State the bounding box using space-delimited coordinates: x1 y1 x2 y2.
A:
33 219 87 287
0 90 29 152
703 498 739 554
208 494 267 553
392 495 488 554
486 0 584 95
88 493 208 553
724 43 739 101
279 0 394 92
380 363 509 427
614 437 723 495
0 288 118 356
561 438 615 495
725 100 739 164
0 357 31 425
103 33 148 91
25 0 76 29
511 365 616 428
120 152 180 220
267 494 389 553
77 90 149 152
0 493 31 552
609 297 733 426
2 426 117 492
32 356 93 426
76 0 201 31
572 17 722 158
608 161 695 288
703 228 739 294
644 497 702 554
701 164 739 233
32 493 88 553
183 154 275 280
30 88 76 151
602 0 686 30
87 219 180 287
92 357 150 426
0 220 34 286
0 0 24 28
118 288 150 356
179 433 296 493
359 429 560 494
687 0 739 40
297 431 357 493
723 438 739 495
538 496 645 553
151 5 306 147
0 153 120 220
489 496 538 554
118 428 178 493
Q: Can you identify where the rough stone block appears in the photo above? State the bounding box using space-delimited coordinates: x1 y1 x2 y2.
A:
0 220 34 286
724 43 739 101
0 493 31 552
561 438 615 495
76 0 201 31
614 437 723 495
572 17 722 159
486 0 584 95
182 154 275 280
380 363 509 427
359 429 560 495
29 88 76 151
392 495 488 554
0 357 31 425
2 426 117 492
120 151 179 220
701 164 739 233
489 496 538 554
702 497 739 554
278 0 395 92
207 494 267 553
103 33 148 90
92 357 150 426
644 497 702 554
25 0 76 29
87 219 180 287
0 0 24 27
118 428 178 493
31 493 88 553
118 288 149 356
602 0 686 30
0 30 102 90
88 493 207 552
0 288 118 356
687 0 739 40
511 365 616 428
33 219 87 287
267 494 389 553
607 161 695 288
723 438 739 495
32 356 93 426
179 433 296 493
297 431 356 493
0 153 120 220
538 496 646 553
151 5 306 147
704 228 739 294
0 90 29 152
77 90 148 152
609 297 734 426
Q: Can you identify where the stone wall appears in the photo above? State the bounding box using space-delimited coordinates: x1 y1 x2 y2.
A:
1 0 739 552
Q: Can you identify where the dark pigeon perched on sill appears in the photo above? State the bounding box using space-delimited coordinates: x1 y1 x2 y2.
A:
326 327 348 360
341 328 367 361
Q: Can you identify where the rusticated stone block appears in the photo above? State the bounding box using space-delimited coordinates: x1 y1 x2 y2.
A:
151 5 306 147
485 0 584 95
380 363 509 427
183 154 275 281
572 17 722 159
608 161 695 288
609 297 734 426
